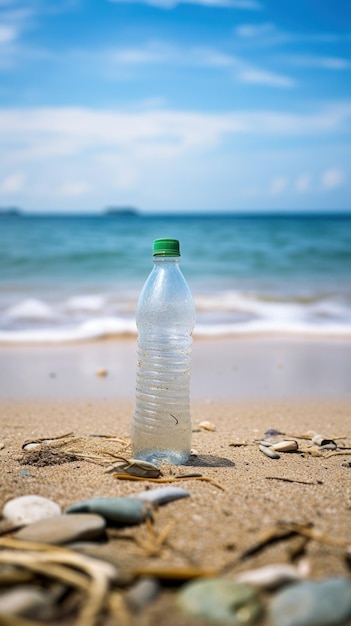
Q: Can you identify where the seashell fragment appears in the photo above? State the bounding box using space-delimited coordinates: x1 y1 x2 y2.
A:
311 434 337 447
259 445 280 459
235 563 308 590
199 421 216 431
270 440 298 452
23 442 41 452
105 457 161 478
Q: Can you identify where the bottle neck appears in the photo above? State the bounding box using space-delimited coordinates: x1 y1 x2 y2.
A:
153 256 180 265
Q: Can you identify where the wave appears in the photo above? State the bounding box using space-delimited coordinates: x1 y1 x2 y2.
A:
1 290 351 344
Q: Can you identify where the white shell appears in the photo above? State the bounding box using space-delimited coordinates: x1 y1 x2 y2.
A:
136 487 190 505
235 562 308 590
270 440 298 452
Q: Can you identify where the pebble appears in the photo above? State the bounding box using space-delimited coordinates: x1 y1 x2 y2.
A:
125 577 161 612
66 497 150 525
23 442 41 452
136 487 190 505
270 578 351 626
15 513 106 544
2 495 62 526
178 578 263 625
0 585 51 618
96 368 108 377
259 444 280 459
0 442 4 450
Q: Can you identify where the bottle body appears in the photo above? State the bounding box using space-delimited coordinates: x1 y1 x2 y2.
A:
132 256 195 465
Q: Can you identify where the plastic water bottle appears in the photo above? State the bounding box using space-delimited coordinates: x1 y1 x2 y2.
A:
131 238 196 465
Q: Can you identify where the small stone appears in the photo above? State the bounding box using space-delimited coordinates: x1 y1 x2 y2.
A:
3 495 61 526
136 487 190 505
270 578 351 626
96 368 108 377
0 442 5 450
125 577 161 612
259 445 280 459
66 497 150 525
264 429 283 437
15 513 106 544
0 586 51 618
178 578 263 625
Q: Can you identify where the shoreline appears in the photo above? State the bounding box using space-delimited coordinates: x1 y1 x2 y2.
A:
0 336 350 401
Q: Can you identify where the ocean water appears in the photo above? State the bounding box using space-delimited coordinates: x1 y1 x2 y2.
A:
0 212 351 343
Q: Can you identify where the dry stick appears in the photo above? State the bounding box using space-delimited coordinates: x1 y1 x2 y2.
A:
0 539 116 626
22 432 75 447
108 591 133 626
278 522 350 548
112 473 226 491
0 616 44 626
265 476 320 485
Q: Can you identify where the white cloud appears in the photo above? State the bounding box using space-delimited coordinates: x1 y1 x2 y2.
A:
108 0 261 8
235 22 275 38
57 181 92 196
238 68 296 88
0 24 17 44
295 174 311 194
321 168 344 190
269 176 287 195
0 171 26 193
288 55 351 70
0 103 350 164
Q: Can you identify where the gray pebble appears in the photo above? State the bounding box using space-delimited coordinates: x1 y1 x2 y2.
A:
178 578 263 624
3 495 61 526
66 497 150 525
125 577 161 612
15 513 106 545
270 578 351 626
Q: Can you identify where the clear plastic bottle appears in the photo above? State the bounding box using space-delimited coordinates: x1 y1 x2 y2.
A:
131 238 196 465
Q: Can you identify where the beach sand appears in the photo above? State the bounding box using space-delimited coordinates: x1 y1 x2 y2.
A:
0 337 351 624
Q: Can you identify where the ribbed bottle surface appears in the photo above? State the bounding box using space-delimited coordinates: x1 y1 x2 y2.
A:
131 256 195 465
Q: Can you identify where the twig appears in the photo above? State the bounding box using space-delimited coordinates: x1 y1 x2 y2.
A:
265 476 320 485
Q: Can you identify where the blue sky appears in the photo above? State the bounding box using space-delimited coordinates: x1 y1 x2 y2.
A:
0 0 350 212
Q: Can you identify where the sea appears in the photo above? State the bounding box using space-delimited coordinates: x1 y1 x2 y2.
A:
1 212 351 343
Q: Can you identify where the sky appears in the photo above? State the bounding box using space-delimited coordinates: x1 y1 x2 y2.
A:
0 0 350 213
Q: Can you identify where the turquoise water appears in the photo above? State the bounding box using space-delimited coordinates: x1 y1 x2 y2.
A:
1 213 351 342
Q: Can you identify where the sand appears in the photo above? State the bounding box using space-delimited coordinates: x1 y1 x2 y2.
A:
0 337 351 624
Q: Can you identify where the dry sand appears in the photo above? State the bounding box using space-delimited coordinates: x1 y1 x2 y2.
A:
0 337 351 624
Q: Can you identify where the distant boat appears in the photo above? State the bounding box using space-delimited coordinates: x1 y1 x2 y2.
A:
0 207 22 216
104 207 139 217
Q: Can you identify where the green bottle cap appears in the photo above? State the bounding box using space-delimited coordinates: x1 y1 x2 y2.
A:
153 238 180 256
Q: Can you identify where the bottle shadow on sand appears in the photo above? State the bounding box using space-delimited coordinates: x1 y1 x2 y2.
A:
184 455 235 468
